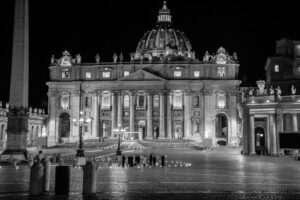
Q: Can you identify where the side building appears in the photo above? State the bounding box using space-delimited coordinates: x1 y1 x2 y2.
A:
0 102 47 148
242 38 300 156
46 2 241 147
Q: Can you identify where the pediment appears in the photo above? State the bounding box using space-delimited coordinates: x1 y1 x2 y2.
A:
118 70 165 81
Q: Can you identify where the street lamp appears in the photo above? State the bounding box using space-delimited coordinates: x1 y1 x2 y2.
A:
72 111 91 157
113 124 126 156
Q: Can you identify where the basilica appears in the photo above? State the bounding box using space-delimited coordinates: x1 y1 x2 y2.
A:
46 2 241 147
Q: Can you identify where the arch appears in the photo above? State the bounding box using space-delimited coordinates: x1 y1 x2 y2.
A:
59 112 70 139
215 113 228 145
255 127 267 155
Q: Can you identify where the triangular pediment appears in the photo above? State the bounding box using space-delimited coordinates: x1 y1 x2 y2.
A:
118 69 166 81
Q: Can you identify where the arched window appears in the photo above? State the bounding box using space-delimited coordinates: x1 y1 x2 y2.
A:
137 94 146 109
123 95 129 108
138 95 144 107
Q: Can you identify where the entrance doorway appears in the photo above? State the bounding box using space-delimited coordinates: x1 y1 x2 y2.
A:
215 113 228 145
138 120 146 139
58 113 70 143
255 127 267 155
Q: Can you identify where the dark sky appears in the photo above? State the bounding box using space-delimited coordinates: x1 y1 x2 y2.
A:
0 0 299 108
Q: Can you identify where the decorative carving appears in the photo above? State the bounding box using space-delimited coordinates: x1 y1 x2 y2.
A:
7 106 29 117
256 80 266 95
58 50 73 67
210 47 238 64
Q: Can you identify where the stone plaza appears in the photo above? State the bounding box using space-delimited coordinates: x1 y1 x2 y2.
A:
1 147 300 200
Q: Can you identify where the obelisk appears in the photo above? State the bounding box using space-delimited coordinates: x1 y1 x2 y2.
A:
1 0 29 160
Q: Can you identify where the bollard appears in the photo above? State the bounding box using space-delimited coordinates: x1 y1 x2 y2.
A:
83 161 97 194
29 162 45 195
43 158 51 192
55 166 70 195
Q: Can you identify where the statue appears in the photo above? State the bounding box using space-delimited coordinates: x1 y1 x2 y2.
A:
233 52 238 62
51 55 55 64
269 85 274 95
130 53 134 61
276 86 282 98
291 85 296 95
29 107 32 113
113 53 118 63
241 89 246 103
256 80 266 95
95 53 100 64
76 54 81 64
119 53 123 62
249 87 254 96
5 103 9 109
203 51 210 62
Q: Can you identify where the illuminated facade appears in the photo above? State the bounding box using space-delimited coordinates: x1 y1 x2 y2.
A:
46 2 241 146
241 38 300 156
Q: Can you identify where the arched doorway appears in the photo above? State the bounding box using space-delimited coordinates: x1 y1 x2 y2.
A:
255 127 267 155
215 113 228 145
59 113 70 142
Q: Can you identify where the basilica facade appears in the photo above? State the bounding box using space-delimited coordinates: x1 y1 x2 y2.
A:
46 2 241 147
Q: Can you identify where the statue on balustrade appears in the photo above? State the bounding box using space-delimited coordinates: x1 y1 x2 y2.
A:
291 85 296 95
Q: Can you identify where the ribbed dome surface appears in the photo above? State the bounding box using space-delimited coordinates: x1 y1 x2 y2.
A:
132 2 195 61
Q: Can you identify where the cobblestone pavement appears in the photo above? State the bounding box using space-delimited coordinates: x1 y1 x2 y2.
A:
1 147 300 200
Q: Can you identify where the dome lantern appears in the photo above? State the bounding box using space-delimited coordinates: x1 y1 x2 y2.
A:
157 1 172 23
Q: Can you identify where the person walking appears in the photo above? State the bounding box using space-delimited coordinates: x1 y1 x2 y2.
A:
153 154 156 167
122 154 125 167
142 155 147 167
149 154 153 166
161 155 165 167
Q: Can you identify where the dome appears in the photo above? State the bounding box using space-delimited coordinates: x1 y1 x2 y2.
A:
132 2 195 62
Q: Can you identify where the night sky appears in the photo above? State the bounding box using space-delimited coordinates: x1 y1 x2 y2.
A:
0 0 299 108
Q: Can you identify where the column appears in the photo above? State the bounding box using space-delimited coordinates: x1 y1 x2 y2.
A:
159 91 165 138
241 105 249 154
249 115 256 155
270 114 278 156
130 91 135 133
292 113 298 132
117 92 123 127
92 92 99 138
184 91 191 138
146 92 153 139
47 90 58 146
111 91 117 136
167 92 172 139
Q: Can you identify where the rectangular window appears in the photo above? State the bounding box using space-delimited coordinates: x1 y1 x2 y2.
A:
102 71 111 78
61 69 70 78
274 65 279 72
124 71 130 77
174 71 182 77
85 72 91 78
217 67 226 77
194 71 200 77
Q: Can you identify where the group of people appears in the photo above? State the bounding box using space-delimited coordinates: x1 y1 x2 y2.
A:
120 153 166 168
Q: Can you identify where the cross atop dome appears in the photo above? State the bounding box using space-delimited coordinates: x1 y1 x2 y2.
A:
157 1 172 23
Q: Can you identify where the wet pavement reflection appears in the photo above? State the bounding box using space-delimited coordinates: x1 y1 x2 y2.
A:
1 147 300 199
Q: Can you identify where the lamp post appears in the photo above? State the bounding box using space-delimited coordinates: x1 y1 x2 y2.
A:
73 111 91 157
113 124 126 156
